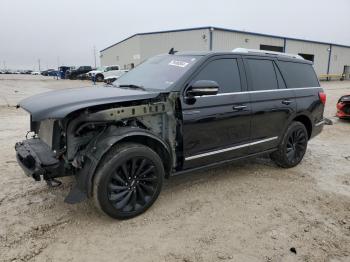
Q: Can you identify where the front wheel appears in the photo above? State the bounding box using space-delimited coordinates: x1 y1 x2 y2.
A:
93 143 164 219
270 121 308 168
96 74 104 82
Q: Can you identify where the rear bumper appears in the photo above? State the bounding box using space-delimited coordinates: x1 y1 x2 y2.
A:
311 119 325 139
336 110 350 119
15 139 60 181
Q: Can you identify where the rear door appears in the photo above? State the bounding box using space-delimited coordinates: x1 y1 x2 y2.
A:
243 57 296 153
181 55 252 169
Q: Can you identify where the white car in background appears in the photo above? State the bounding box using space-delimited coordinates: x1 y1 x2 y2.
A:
87 65 120 82
104 70 129 84
31 71 41 75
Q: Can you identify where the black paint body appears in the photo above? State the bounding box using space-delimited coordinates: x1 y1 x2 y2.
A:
15 51 325 200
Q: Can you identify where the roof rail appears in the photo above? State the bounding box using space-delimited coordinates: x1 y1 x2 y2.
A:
232 48 304 60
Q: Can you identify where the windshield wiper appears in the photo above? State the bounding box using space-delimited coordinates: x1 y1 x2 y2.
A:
117 84 146 91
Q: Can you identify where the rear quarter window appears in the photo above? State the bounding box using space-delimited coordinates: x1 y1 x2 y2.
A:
278 61 319 88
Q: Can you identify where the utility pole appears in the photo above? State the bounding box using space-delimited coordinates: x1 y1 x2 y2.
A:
93 45 97 68
3 61 6 70
38 59 41 72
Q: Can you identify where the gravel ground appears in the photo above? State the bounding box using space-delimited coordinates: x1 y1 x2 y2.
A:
0 75 349 262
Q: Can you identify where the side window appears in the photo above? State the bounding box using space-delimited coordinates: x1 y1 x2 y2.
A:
192 59 241 93
246 59 278 91
278 61 319 88
111 66 119 70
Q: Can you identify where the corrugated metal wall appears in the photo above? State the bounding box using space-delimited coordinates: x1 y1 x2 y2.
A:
100 35 141 69
212 30 284 51
100 28 350 77
285 40 329 75
139 29 210 61
330 46 350 75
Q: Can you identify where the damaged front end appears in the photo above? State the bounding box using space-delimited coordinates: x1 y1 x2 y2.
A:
15 91 181 203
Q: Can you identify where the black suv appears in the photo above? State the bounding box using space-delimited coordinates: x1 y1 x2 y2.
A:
15 49 325 219
65 66 93 80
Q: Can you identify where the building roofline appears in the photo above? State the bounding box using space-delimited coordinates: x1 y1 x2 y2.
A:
100 26 350 52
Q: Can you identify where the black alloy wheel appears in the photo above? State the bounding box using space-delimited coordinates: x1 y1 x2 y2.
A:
271 121 308 168
93 143 164 219
107 157 159 213
285 128 307 163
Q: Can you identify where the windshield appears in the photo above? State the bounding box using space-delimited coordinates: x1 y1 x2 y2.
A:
95 66 106 71
114 54 200 90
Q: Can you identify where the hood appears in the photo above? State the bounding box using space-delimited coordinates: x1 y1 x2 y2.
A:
88 70 102 75
19 86 160 121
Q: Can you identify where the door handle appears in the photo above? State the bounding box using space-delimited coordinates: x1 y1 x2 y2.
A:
232 105 247 111
281 100 293 105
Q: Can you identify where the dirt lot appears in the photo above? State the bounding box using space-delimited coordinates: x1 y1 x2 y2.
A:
0 75 349 262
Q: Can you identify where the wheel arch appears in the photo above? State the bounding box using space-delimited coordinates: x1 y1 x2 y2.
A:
79 127 173 198
293 114 312 139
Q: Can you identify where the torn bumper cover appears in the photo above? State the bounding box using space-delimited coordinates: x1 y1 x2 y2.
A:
15 138 60 181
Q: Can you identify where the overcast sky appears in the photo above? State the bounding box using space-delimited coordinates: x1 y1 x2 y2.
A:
1 0 349 70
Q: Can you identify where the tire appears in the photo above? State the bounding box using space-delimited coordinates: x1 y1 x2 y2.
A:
96 74 104 82
93 143 164 219
270 121 308 168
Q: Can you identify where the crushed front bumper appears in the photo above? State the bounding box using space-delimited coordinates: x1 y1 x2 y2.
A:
15 138 60 181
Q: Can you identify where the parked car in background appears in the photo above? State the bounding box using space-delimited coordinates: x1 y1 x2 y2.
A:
48 70 59 76
76 73 90 80
104 70 129 84
336 95 350 119
88 65 120 82
58 66 72 79
31 71 41 75
66 66 93 80
41 69 55 76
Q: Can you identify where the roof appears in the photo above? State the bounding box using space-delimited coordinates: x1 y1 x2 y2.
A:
100 26 350 52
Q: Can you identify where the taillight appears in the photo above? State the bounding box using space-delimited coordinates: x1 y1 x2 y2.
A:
319 92 326 105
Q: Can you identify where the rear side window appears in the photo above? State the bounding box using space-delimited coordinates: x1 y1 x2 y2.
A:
278 61 319 88
193 59 241 93
246 59 278 91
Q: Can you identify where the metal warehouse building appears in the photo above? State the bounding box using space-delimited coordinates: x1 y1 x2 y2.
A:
100 26 350 77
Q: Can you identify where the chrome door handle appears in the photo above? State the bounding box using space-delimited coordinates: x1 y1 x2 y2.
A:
282 100 292 105
232 105 247 111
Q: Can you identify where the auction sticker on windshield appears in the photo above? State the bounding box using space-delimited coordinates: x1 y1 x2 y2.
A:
168 60 189 68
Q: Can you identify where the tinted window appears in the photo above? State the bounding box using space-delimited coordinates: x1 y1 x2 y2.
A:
193 59 241 93
247 59 278 91
278 61 319 88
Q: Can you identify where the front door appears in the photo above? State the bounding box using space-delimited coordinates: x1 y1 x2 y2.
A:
181 56 251 169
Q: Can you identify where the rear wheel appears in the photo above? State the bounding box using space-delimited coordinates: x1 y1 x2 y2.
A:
270 121 308 168
93 143 164 219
